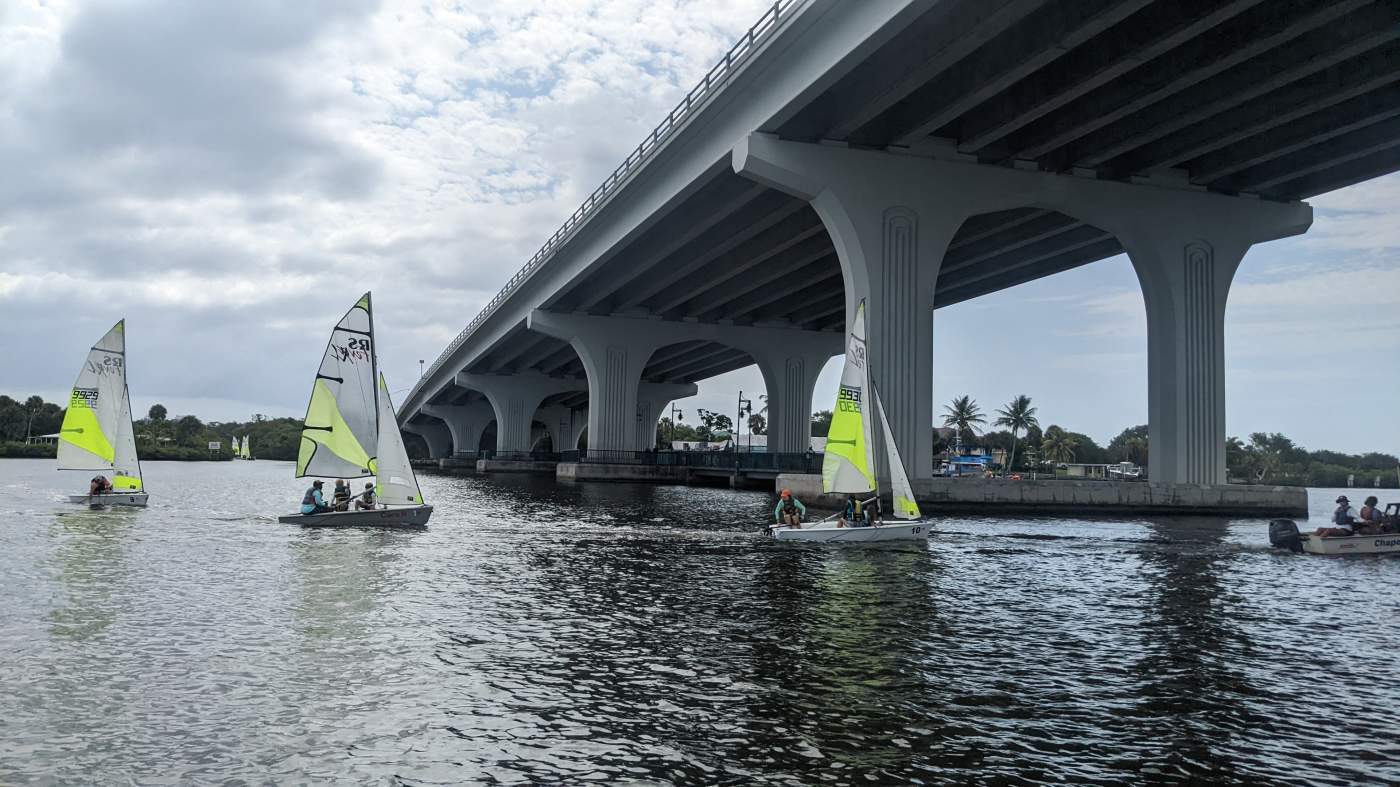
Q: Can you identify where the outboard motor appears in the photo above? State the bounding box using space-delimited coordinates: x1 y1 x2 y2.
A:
1269 519 1303 553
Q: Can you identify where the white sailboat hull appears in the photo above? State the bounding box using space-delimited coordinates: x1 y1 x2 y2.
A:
277 504 433 528
68 492 149 508
1302 533 1400 555
770 521 930 543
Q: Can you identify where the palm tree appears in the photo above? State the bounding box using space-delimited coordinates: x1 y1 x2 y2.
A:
942 395 985 450
993 394 1038 473
1040 425 1079 465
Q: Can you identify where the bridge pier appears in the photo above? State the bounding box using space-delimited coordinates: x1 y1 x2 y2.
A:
528 310 838 455
403 419 453 460
423 401 494 457
734 134 1311 485
457 372 586 455
536 404 583 452
750 347 834 454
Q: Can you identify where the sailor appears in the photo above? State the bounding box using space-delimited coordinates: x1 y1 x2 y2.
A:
773 489 805 528
355 482 377 511
88 475 113 496
1356 495 1385 534
1314 495 1358 537
332 479 351 511
839 494 863 528
866 496 883 526
301 480 332 514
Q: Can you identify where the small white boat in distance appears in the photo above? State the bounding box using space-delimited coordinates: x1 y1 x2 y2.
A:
58 319 149 508
768 300 929 544
277 293 432 529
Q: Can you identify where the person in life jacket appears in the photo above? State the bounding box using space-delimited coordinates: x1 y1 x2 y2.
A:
300 480 331 515
839 494 864 528
773 489 806 528
88 476 113 496
355 482 377 511
1314 495 1358 537
332 479 352 511
1355 495 1386 534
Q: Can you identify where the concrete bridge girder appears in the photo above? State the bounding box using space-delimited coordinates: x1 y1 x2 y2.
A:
527 310 840 454
733 134 1313 484
455 372 587 454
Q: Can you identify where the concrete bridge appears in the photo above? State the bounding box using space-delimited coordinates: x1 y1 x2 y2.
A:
398 0 1400 489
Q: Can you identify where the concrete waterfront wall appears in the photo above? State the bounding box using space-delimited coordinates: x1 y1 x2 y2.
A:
557 462 690 484
477 459 558 475
775 474 1308 517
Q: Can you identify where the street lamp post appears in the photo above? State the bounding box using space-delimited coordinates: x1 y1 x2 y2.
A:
418 359 425 379
669 403 683 447
737 391 752 453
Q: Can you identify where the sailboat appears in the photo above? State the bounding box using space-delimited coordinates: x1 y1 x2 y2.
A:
58 320 149 507
276 293 432 527
239 435 254 460
770 301 928 542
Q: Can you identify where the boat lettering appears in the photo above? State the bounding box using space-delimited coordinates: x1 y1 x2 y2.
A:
70 388 99 408
912 526 922 534
836 385 862 412
1376 538 1400 548
331 342 372 364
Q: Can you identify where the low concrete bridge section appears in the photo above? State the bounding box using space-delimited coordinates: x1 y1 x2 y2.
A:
399 0 1400 503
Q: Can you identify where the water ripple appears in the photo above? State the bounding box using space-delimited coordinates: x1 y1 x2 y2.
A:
1 460 1396 784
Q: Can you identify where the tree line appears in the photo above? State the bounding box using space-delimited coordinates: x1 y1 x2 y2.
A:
0 393 305 461
937 393 1397 487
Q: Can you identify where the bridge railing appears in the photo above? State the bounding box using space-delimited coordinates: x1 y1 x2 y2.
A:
557 449 822 473
401 0 802 416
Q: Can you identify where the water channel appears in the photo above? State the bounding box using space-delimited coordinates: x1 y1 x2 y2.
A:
1 458 1396 784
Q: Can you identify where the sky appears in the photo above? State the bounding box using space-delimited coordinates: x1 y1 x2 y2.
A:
1 0 1397 456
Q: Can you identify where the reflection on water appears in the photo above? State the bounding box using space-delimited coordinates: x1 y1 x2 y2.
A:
1 459 1397 784
47 509 135 641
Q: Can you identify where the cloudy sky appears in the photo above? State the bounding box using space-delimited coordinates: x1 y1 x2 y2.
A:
2 0 1397 456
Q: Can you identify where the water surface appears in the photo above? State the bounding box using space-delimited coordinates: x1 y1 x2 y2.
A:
2 459 1397 784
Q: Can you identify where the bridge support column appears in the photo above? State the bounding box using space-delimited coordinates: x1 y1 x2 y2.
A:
528 311 832 455
736 134 1314 485
423 402 494 455
1120 232 1247 484
457 373 586 454
637 382 701 450
750 349 833 454
405 419 453 459
735 137 965 480
536 405 582 452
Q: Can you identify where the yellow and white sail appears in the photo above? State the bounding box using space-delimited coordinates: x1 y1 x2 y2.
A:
373 373 424 506
296 293 378 478
822 301 877 494
873 388 921 519
239 435 252 459
57 320 143 491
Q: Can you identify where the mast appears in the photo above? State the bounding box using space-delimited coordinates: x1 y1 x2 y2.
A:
365 292 381 448
860 302 879 499
124 319 145 489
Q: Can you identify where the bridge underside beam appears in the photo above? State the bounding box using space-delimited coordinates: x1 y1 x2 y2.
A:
770 0 1400 203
